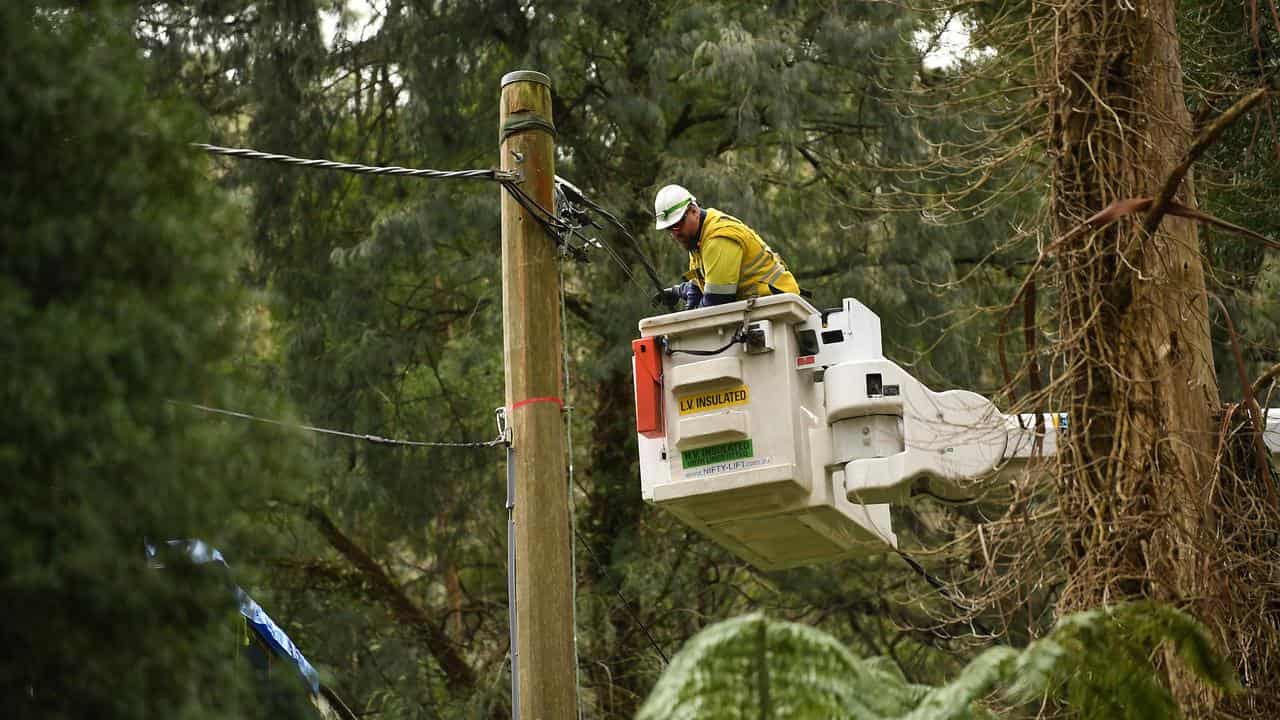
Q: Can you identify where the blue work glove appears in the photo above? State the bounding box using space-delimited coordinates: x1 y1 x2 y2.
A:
678 281 703 309
651 282 704 310
651 286 681 310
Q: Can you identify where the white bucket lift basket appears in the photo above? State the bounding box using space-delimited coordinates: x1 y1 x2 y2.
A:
633 295 897 570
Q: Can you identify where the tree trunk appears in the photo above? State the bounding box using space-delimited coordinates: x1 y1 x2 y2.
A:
1045 0 1221 710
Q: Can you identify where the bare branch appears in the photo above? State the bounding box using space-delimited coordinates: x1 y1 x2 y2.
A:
305 505 479 692
1142 87 1272 236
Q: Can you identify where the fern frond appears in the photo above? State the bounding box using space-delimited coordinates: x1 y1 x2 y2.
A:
635 613 929 719
900 647 1015 720
636 602 1238 720
1006 601 1239 719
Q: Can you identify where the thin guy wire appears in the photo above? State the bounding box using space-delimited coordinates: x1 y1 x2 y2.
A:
559 260 584 720
194 143 517 182
174 402 504 448
571 526 670 666
556 262 668 668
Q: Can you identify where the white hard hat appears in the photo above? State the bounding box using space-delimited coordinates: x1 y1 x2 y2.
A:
654 184 695 230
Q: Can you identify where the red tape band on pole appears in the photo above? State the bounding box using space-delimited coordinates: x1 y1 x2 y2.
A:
511 396 564 410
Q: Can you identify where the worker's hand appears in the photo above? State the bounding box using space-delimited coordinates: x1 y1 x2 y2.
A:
651 286 681 310
678 281 703 309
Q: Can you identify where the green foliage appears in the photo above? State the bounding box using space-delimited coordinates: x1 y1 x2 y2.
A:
1 1 308 717
637 613 936 720
124 1 1034 716
637 603 1238 720
1176 1 1280 400
1007 603 1240 720
123 0 1280 718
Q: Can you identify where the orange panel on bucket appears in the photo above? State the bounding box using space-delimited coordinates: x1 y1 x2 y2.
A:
633 337 664 437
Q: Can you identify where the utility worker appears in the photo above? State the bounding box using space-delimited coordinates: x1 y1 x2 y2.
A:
651 184 801 310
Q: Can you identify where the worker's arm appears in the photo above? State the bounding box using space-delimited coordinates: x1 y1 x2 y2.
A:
698 236 743 307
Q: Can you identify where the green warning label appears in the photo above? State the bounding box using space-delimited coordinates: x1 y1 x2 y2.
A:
681 439 754 469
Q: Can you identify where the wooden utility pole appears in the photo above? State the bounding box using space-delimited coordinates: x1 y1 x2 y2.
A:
499 70 576 719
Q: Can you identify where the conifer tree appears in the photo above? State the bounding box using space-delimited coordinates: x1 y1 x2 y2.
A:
1 2 308 717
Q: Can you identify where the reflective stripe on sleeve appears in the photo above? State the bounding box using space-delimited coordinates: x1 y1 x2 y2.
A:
740 249 772 277
704 282 738 295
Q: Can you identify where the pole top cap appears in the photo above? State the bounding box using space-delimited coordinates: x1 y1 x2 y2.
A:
501 70 551 89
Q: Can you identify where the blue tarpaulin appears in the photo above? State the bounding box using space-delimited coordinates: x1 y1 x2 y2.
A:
146 539 321 694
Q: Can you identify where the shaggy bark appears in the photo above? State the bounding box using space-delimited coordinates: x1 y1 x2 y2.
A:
1044 0 1221 710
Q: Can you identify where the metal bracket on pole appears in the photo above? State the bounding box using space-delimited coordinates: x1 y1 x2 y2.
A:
504 429 520 720
495 406 512 447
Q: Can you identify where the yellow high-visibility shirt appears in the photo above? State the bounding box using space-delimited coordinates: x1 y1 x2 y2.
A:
685 208 800 299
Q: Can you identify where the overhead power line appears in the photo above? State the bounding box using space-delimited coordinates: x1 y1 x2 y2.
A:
192 142 665 294
194 143 517 182
174 402 505 449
